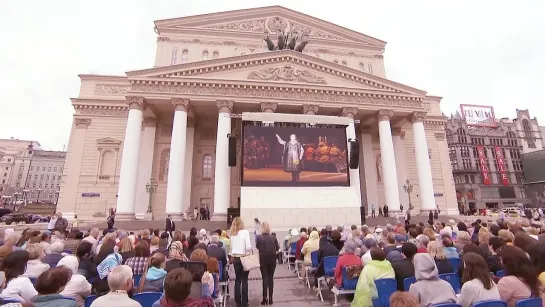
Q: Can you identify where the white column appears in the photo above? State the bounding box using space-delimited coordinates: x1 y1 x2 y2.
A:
377 109 400 212
165 98 189 220
135 118 157 220
212 100 233 220
360 128 378 215
116 97 144 220
342 108 362 207
411 112 436 211
182 125 195 213
392 129 409 208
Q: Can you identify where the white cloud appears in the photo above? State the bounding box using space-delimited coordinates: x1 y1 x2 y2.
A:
0 0 544 150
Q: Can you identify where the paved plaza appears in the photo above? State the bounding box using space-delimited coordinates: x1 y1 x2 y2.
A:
224 261 350 307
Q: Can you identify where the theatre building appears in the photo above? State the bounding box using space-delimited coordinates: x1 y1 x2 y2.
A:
57 6 459 228
445 107 544 212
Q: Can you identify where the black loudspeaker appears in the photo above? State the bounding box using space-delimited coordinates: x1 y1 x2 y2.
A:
228 136 236 167
349 139 360 169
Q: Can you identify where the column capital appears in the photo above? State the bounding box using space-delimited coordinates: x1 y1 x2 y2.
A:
143 117 157 127
172 98 190 112
217 100 234 113
260 102 278 113
411 111 427 123
341 107 358 119
377 109 394 122
74 118 91 128
126 96 144 110
302 104 319 115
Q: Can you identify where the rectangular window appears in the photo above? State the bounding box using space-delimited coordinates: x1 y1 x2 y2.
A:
1 179 4 184
3 173 6 177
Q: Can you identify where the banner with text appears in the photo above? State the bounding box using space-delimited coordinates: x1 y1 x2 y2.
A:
477 146 491 185
460 104 497 127
494 146 509 186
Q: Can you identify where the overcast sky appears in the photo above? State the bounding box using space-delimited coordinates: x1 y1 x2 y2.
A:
1 1 544 150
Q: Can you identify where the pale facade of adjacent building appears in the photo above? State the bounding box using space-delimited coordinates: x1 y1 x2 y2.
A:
0 139 40 202
57 6 459 227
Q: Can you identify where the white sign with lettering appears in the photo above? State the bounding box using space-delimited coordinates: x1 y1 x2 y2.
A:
460 104 497 127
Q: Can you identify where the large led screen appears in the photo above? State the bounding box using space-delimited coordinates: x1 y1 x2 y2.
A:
242 122 350 187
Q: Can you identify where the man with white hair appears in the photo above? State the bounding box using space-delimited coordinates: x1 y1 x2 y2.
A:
83 228 100 255
90 265 141 307
0 228 14 246
54 212 68 233
207 235 227 275
417 234 430 253
42 240 65 266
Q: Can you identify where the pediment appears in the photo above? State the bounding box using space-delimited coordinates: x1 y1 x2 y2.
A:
126 50 426 96
96 137 121 146
154 6 385 47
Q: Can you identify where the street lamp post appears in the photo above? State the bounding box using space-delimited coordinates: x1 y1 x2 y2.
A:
55 191 60 205
145 178 158 214
403 179 414 210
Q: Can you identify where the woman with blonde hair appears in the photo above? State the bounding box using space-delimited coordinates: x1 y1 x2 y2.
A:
229 217 252 307
22 243 50 278
118 237 135 263
423 228 437 241
256 221 279 305
138 252 167 293
498 229 515 246
165 241 189 272
427 241 454 274
150 236 160 253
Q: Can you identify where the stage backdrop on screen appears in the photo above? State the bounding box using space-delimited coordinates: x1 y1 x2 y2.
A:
242 121 350 187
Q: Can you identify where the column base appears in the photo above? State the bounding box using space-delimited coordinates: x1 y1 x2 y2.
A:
135 212 154 221
115 212 136 221
211 213 227 222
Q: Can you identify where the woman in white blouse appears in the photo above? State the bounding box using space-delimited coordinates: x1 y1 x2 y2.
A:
229 217 252 307
21 244 50 278
58 255 92 307
0 250 38 302
457 252 500 307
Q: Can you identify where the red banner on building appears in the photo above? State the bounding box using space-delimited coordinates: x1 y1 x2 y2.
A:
494 146 509 186
476 146 491 185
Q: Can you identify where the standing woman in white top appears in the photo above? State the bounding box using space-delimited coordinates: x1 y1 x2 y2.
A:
254 218 262 236
230 217 252 307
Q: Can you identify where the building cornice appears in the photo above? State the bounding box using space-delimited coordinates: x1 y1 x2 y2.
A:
72 98 129 117
126 50 426 97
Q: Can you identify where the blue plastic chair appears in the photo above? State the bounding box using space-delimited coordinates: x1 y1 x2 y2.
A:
289 242 297 255
1 299 23 304
431 304 462 307
516 298 543 307
323 256 338 277
84 295 98 307
439 273 461 294
496 270 505 278
63 249 73 254
341 267 358 290
403 276 417 291
373 278 397 307
132 292 163 307
310 250 319 267
473 300 508 307
448 258 461 273
133 274 143 286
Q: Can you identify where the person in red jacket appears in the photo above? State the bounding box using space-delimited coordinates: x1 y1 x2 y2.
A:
295 231 308 260
334 241 362 287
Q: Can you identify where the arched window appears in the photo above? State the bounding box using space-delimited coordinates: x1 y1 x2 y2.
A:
333 59 339 64
212 51 219 59
100 150 116 176
522 119 535 148
342 60 347 66
170 48 178 65
506 131 517 147
359 62 365 71
457 128 467 143
202 155 213 181
445 129 454 144
202 50 209 60
181 49 189 63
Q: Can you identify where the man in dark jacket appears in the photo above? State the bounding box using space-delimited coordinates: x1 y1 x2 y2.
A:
392 243 417 290
207 235 227 274
165 214 175 234
53 212 68 233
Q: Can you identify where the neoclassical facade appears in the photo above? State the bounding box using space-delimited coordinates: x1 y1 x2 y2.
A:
57 6 458 223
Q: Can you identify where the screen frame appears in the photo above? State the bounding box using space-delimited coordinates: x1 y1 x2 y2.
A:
240 121 351 187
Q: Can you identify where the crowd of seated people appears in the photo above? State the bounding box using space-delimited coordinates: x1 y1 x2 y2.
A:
283 218 545 307
0 220 232 307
